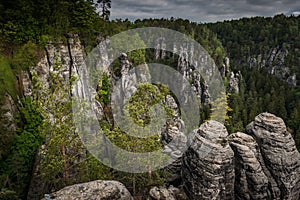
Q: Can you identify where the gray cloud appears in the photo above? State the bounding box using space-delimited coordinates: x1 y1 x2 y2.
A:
110 0 300 22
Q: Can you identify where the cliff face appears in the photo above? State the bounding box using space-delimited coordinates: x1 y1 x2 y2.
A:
0 93 17 159
26 34 104 199
154 37 211 103
249 47 297 86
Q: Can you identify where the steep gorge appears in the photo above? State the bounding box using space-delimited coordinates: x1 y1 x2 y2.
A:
0 15 299 199
25 35 300 199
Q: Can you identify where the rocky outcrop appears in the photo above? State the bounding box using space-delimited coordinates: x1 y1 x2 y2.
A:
21 70 32 96
249 47 297 86
181 113 300 200
220 57 230 77
0 93 17 159
161 119 186 185
246 113 300 200
42 180 133 200
182 120 235 200
155 37 167 60
148 185 188 200
228 71 241 93
161 95 186 185
154 37 211 104
229 132 269 199
27 34 100 199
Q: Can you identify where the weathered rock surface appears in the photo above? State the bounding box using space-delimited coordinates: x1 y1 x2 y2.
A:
161 95 186 185
182 120 235 200
21 70 33 96
42 180 133 200
154 37 212 104
248 47 296 86
229 132 269 199
228 71 241 93
0 93 17 158
148 185 188 200
246 112 300 200
161 118 186 185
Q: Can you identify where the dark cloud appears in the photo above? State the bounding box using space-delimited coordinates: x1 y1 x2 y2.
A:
110 0 300 22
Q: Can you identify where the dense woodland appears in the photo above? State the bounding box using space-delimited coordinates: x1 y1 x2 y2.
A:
0 0 299 199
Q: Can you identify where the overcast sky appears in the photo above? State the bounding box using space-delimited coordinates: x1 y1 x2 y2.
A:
110 0 300 23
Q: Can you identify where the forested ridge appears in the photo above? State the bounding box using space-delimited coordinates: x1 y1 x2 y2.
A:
207 15 300 145
0 0 299 199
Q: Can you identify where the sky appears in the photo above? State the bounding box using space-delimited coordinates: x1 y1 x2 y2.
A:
110 0 300 23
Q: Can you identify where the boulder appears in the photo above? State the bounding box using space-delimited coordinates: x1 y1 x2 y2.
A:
43 180 133 200
148 185 188 200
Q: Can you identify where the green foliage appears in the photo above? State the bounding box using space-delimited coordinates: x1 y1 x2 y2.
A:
0 188 20 200
97 72 111 105
12 41 39 71
0 0 103 46
34 61 84 192
126 83 171 127
95 83 173 194
208 15 300 143
209 92 233 126
110 32 146 65
0 56 17 100
0 98 43 199
103 127 166 194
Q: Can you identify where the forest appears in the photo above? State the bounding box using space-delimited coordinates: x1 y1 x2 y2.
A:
0 0 299 199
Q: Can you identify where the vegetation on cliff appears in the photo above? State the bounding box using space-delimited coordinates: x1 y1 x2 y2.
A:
0 0 299 199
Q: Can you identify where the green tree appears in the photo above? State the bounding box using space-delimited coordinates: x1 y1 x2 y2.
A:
209 92 232 126
33 60 84 193
0 98 43 199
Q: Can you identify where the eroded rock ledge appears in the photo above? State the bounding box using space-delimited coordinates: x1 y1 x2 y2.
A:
42 180 133 200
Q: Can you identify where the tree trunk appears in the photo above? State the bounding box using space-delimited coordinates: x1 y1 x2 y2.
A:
61 145 69 185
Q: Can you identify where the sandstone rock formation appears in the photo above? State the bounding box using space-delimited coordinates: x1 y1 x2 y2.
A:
248 47 296 86
181 113 300 200
42 180 133 200
0 93 17 158
161 95 186 185
182 120 235 200
27 34 101 199
228 71 241 94
154 36 212 104
246 112 300 200
148 185 188 200
229 132 269 199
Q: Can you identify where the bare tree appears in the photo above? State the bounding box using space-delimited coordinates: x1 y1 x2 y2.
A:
95 0 111 20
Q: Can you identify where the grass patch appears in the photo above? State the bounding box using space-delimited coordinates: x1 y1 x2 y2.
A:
0 55 17 102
